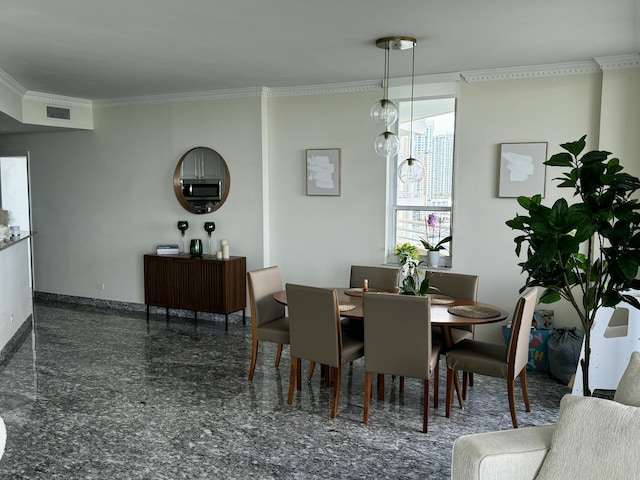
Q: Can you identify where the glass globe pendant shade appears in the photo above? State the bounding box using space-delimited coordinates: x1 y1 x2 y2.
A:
398 157 425 183
374 131 400 157
370 99 398 127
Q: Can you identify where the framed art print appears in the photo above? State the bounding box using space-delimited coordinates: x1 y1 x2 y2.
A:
498 142 548 198
306 148 341 196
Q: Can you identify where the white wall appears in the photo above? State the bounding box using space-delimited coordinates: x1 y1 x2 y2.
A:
1 97 264 303
1 68 638 345
268 91 386 286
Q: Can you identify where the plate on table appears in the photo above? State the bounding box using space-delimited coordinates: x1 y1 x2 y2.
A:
339 302 357 312
426 293 455 304
447 305 501 319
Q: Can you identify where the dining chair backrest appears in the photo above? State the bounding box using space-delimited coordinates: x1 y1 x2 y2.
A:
286 283 342 368
247 266 286 329
507 288 539 379
429 272 479 301
350 265 400 291
363 293 432 380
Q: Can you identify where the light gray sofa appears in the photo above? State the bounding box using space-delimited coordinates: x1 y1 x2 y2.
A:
451 351 640 480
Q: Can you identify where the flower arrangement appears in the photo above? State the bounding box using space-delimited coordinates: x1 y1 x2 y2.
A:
420 213 452 251
394 242 432 295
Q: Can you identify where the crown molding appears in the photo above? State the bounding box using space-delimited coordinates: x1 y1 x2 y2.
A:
93 87 268 108
265 81 379 97
23 91 93 108
461 60 600 83
0 67 27 97
594 54 640 71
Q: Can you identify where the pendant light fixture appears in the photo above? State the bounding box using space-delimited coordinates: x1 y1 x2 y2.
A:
397 40 425 184
372 36 418 169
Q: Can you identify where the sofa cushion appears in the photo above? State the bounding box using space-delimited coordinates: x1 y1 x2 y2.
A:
614 351 640 407
536 394 640 480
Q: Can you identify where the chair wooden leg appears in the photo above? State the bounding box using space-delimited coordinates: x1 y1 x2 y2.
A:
377 374 385 400
308 361 316 381
422 379 430 433
462 371 468 400
400 376 405 393
454 371 464 408
248 339 259 381
363 371 373 425
507 377 518 428
323 364 330 388
287 357 299 405
445 368 454 418
468 372 474 386
297 359 302 391
331 367 341 418
275 343 283 367
433 357 439 409
520 369 531 412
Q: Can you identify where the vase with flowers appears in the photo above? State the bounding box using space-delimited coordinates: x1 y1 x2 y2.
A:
420 213 452 267
394 243 432 295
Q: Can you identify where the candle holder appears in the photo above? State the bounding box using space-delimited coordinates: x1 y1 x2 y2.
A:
177 220 189 254
204 222 216 255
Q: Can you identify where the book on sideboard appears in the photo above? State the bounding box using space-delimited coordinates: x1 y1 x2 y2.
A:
156 244 179 255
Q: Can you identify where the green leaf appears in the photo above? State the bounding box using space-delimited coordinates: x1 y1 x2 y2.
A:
545 152 573 167
560 135 586 156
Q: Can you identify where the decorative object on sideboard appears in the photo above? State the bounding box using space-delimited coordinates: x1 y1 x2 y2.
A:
220 239 230 259
189 239 203 258
204 221 216 255
156 244 179 255
177 220 189 254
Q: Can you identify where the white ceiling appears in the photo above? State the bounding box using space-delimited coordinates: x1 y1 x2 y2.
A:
1 0 639 101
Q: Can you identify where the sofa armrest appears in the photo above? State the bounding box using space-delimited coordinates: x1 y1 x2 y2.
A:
451 425 554 480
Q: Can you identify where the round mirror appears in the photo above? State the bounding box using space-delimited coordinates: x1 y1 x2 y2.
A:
173 147 230 214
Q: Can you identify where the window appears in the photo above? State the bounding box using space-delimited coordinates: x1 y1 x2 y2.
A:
387 97 456 264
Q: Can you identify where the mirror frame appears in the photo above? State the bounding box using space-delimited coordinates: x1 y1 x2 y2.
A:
173 147 231 214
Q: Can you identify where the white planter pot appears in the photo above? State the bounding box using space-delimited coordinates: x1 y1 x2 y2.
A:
427 250 440 267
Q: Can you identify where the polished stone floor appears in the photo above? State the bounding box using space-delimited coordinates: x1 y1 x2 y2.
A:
0 301 568 479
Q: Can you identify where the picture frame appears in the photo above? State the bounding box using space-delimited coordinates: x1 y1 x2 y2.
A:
306 148 341 196
498 142 548 198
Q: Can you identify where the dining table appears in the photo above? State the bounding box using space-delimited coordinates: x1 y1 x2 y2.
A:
273 287 510 349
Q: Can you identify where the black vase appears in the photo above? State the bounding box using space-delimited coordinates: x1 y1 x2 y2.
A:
190 239 203 258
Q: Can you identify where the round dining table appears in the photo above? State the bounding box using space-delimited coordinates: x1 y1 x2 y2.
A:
273 287 510 348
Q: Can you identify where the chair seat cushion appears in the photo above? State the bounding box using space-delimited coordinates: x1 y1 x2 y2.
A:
256 316 290 344
536 394 640 480
341 333 365 365
446 339 508 378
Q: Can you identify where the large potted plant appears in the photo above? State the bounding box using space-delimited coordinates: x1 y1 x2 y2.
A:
506 135 640 395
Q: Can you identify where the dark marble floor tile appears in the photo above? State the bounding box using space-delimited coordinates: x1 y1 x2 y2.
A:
0 301 568 479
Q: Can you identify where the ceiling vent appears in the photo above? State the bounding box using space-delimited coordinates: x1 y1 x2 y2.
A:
46 106 71 120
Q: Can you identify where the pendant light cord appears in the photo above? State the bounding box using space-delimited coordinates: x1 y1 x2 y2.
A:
408 44 415 163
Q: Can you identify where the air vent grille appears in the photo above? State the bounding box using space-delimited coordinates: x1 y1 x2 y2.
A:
46 106 71 120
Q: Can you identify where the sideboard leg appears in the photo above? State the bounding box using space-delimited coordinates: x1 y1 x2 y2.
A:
242 309 246 325
225 314 229 331
146 305 149 322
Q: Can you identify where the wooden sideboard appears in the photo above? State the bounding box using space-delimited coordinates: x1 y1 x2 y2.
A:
144 254 246 330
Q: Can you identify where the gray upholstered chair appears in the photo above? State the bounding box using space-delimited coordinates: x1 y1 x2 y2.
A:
430 271 479 388
286 283 365 418
247 266 290 381
349 265 400 291
307 264 400 382
362 293 441 433
445 287 538 428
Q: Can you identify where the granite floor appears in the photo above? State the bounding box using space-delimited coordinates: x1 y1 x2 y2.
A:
0 300 568 479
